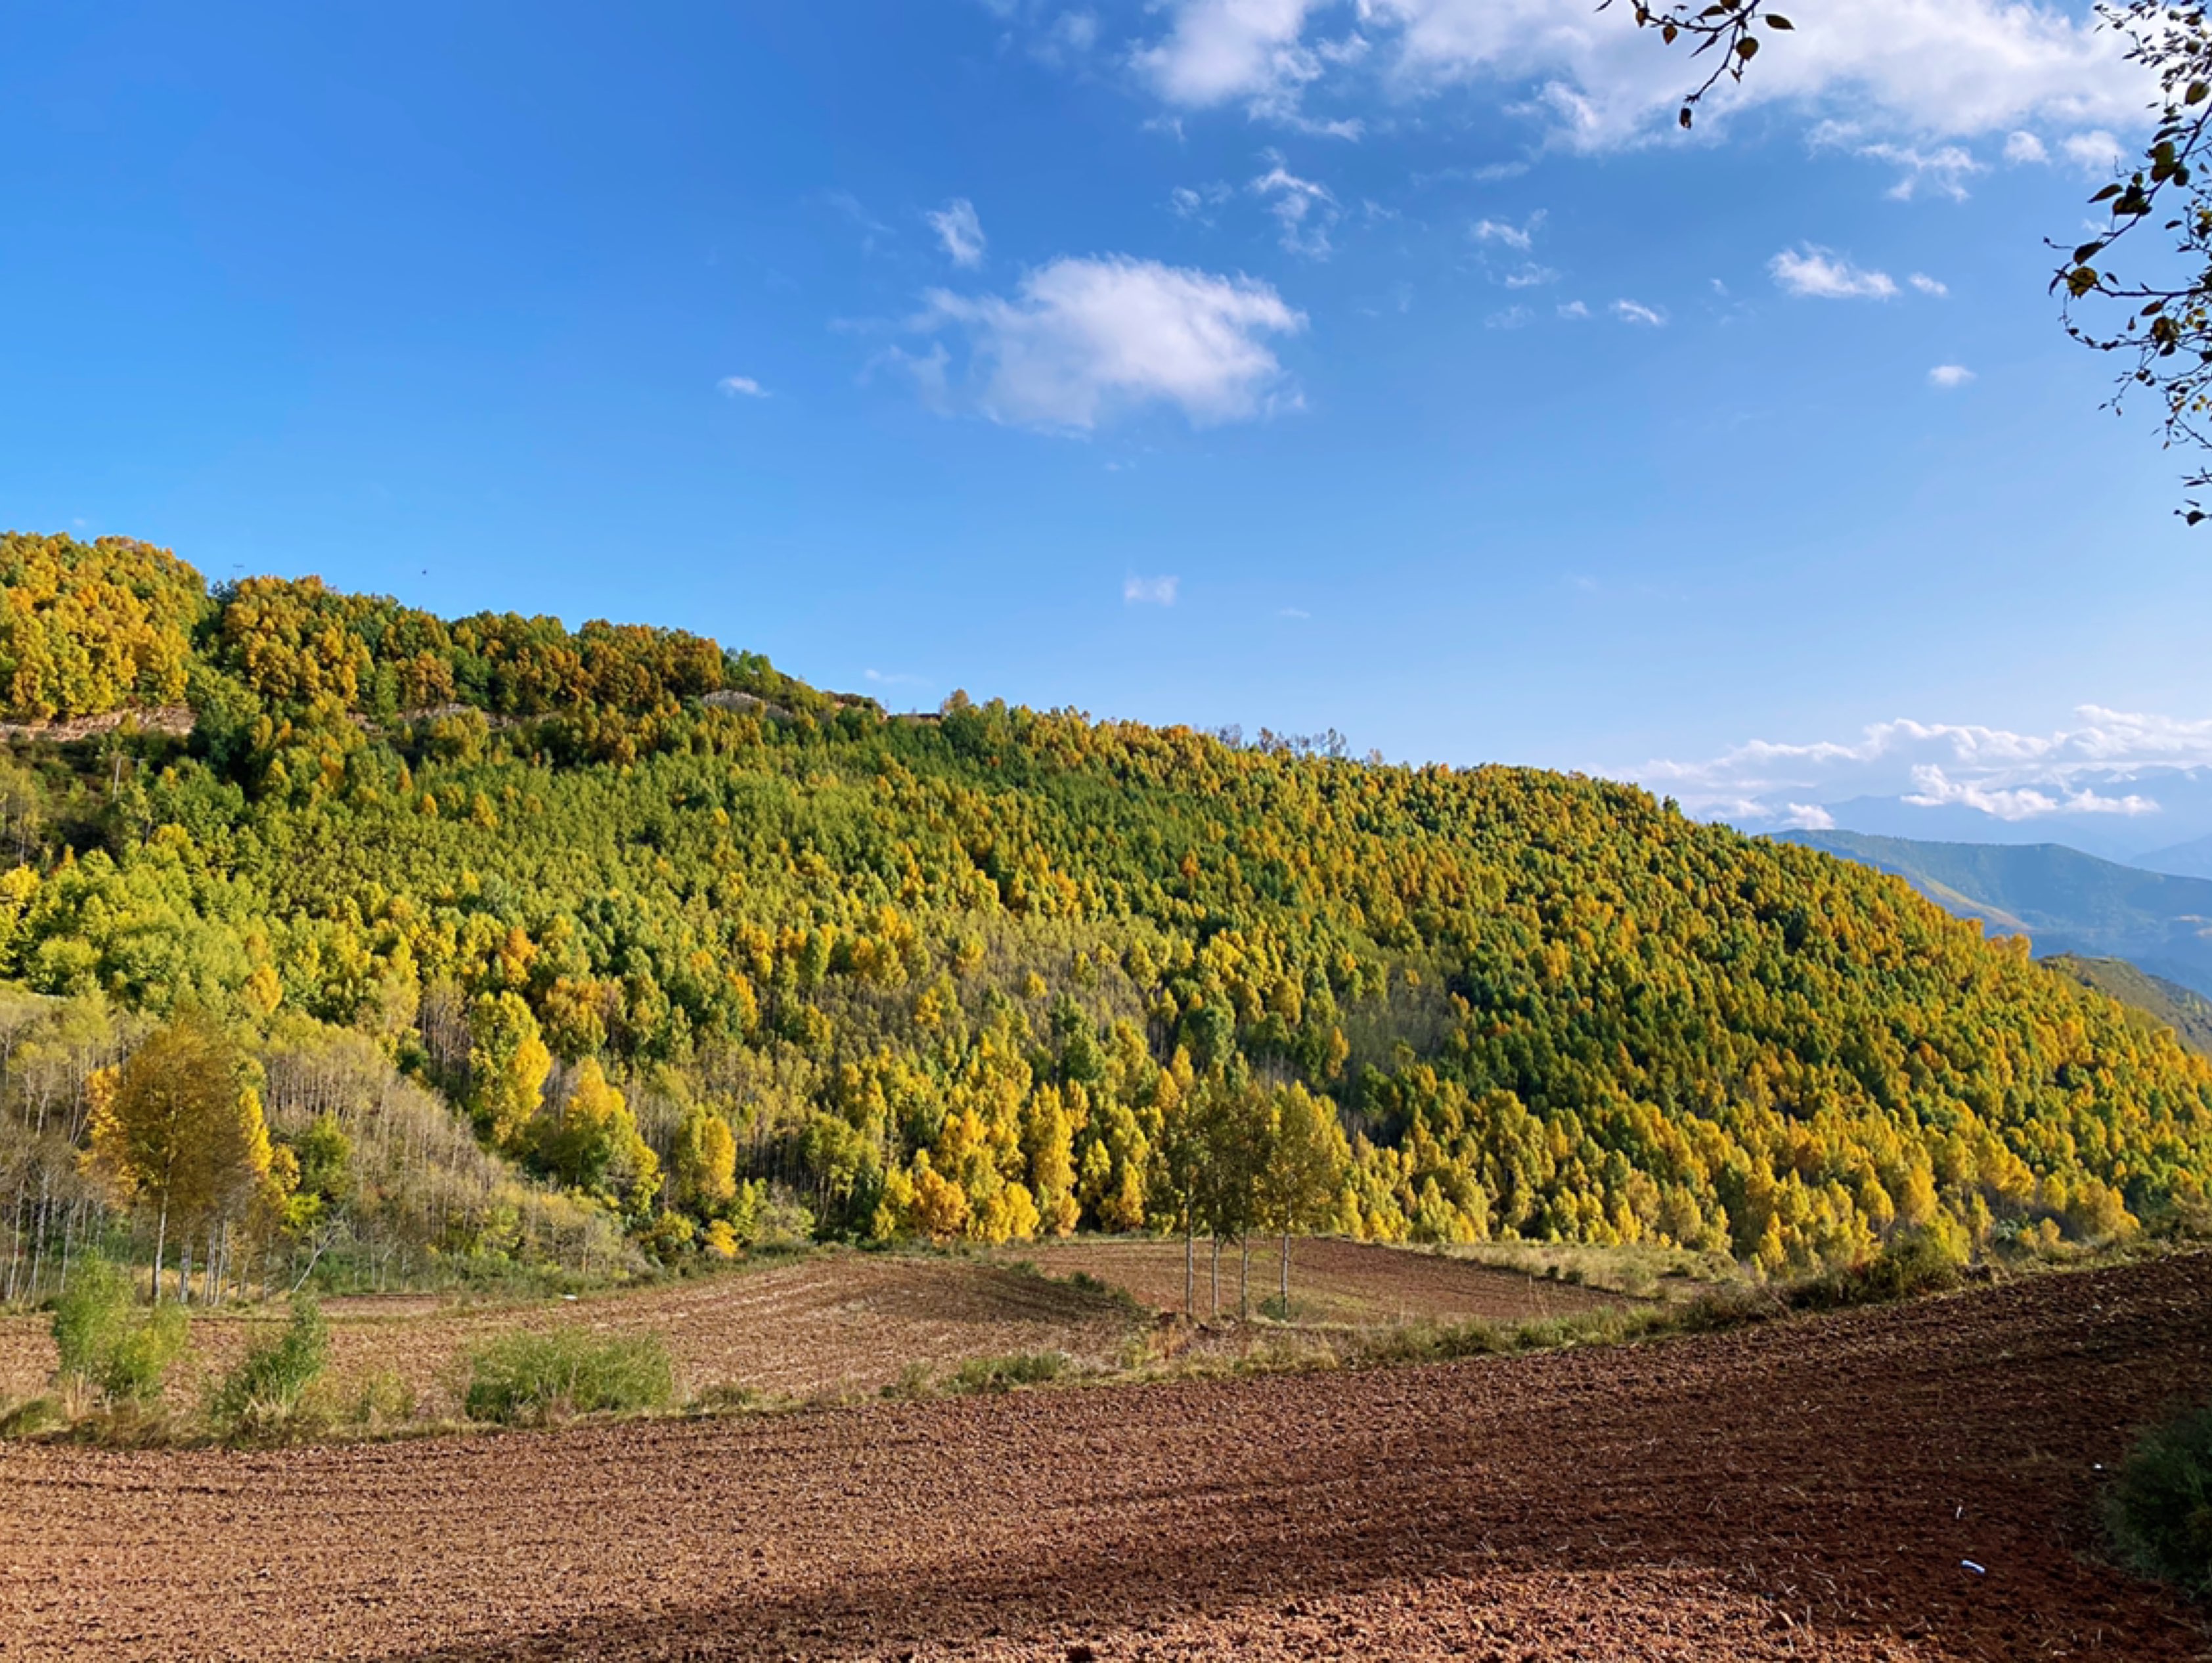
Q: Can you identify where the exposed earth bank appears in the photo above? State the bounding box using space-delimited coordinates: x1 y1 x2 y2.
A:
4 1255 2209 1660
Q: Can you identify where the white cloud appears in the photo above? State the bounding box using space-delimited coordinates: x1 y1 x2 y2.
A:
2004 129 2050 164
927 198 988 268
1133 0 1327 114
1781 803 1838 831
1901 766 2156 820
2061 127 2129 175
1557 299 1589 319
1279 605 1311 618
1612 298 1665 326
1502 263 1560 288
1252 156 1338 255
1909 272 1949 297
1770 245 1898 300
717 375 770 398
1638 706 2212 828
1125 574 1181 605
1132 0 2146 150
1929 363 1976 388
1486 305 1534 329
910 255 1304 432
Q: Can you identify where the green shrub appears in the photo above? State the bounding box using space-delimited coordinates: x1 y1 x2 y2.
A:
462 1329 675 1424
349 1368 417 1430
101 1306 190 1402
882 1362 935 1400
2108 1403 2212 1594
51 1257 133 1382
946 1351 1068 1394
1795 1228 1964 1312
209 1297 330 1424
51 1258 189 1403
0 1396 64 1438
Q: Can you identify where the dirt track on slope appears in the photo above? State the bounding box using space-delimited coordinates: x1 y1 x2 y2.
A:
5 1254 2210 1662
998 1235 1628 1325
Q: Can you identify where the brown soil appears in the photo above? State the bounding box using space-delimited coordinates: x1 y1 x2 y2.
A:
0 1252 1141 1415
1002 1234 1628 1325
5 1253 2209 1660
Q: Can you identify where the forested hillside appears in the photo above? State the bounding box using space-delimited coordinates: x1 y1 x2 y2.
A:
4 531 2209 1300
1782 828 2212 997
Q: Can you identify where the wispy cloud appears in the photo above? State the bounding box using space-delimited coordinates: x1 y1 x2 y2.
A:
717 375 770 398
1929 363 1976 389
927 198 987 268
2005 129 2050 164
1251 154 1338 257
1472 214 1540 252
1124 574 1180 606
1169 181 1233 224
1909 273 1949 298
1612 299 1665 326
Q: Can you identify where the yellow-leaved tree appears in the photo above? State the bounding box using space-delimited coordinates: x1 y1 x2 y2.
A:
85 1009 275 1302
468 991 552 1150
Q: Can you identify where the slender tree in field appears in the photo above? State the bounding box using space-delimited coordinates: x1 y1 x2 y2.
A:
85 1010 271 1302
1201 1077 1273 1323
1254 1082 1352 1316
1148 1050 1206 1319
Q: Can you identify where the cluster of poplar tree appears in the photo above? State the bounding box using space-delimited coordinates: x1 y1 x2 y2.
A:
4 531 2211 1298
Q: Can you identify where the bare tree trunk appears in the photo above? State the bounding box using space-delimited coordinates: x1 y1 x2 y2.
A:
1209 1235 1220 1320
1280 1231 1291 1312
152 1196 170 1304
1183 1216 1194 1319
1239 1234 1250 1323
179 1237 192 1306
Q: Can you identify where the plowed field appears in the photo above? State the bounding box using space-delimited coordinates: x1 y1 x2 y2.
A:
5 1254 2209 1660
0 1253 1147 1414
996 1235 1629 1325
0 1243 1621 1415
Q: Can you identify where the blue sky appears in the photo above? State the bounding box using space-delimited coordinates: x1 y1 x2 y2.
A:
5 1 2211 851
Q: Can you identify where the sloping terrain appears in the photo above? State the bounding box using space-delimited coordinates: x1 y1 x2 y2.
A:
1784 828 2212 994
2046 954 2212 1057
3 1254 2207 1660
0 1254 1146 1415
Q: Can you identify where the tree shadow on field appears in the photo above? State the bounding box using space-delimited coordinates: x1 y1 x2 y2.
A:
370 1262 2212 1662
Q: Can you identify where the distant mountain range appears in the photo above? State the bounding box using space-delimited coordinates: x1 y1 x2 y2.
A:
2133 831 2212 881
1779 829 2212 999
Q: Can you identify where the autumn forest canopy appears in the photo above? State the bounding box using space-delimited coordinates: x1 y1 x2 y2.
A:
3 529 2209 1302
